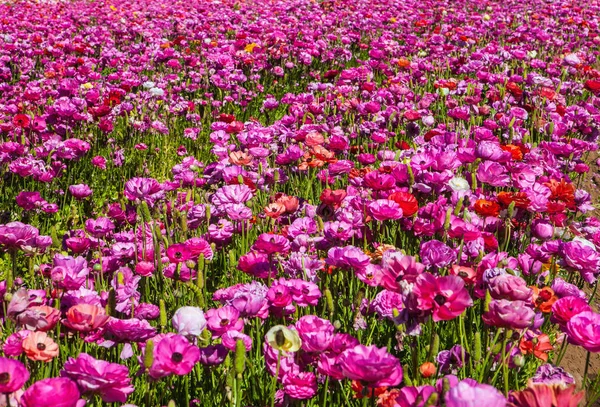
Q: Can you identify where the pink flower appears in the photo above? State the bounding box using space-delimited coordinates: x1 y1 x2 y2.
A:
295 315 335 353
483 300 535 330
413 273 473 321
368 199 403 221
149 334 200 379
338 344 403 387
565 311 600 352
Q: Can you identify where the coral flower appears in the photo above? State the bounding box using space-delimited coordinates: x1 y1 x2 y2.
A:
63 304 109 332
508 382 584 407
22 331 59 362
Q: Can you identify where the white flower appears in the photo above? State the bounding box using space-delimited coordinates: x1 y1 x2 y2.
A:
149 87 164 97
448 177 470 191
265 325 302 352
172 306 207 336
142 81 156 89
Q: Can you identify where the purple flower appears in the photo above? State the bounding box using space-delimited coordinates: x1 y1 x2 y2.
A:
282 371 317 400
124 177 165 205
199 345 229 366
419 240 456 269
531 364 575 386
105 318 157 343
61 353 134 403
488 274 533 302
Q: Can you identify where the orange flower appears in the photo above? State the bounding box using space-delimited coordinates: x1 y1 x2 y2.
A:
544 179 576 209
531 286 558 313
419 362 436 378
501 144 523 161
473 199 501 217
519 333 553 362
377 389 402 407
22 331 59 362
351 380 387 399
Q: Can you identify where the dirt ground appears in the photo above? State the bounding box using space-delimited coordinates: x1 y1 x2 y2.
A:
558 152 600 405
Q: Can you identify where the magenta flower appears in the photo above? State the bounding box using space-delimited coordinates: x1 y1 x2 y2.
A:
253 233 290 255
50 254 89 290
166 243 192 264
483 300 535 330
0 357 29 393
61 353 134 403
20 377 84 407
104 318 157 343
338 344 403 387
206 306 244 337
282 371 318 400
149 334 200 379
551 296 591 327
84 217 115 238
565 311 600 352
414 273 473 321
221 330 253 351
380 251 425 288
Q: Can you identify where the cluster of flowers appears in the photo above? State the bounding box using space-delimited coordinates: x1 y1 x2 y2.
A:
1 0 600 405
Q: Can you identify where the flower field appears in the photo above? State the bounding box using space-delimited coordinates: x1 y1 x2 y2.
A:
1 0 600 405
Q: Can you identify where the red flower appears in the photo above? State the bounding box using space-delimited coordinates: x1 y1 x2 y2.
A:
519 334 553 362
584 79 600 93
473 199 500 217
12 114 30 128
388 191 419 216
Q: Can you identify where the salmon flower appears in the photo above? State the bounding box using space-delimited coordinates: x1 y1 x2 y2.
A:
22 331 59 362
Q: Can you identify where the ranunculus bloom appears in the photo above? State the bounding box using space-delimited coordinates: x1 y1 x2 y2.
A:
413 273 473 321
172 306 207 336
508 382 584 407
338 344 403 387
565 311 600 352
445 380 506 407
61 353 134 402
63 304 109 332
0 357 30 393
149 334 200 379
483 300 535 330
551 296 591 327
282 371 318 400
22 331 59 362
295 315 335 353
20 377 84 407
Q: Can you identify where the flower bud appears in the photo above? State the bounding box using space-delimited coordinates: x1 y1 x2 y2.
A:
144 340 154 369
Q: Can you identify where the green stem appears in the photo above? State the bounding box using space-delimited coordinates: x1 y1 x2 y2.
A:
270 351 281 407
